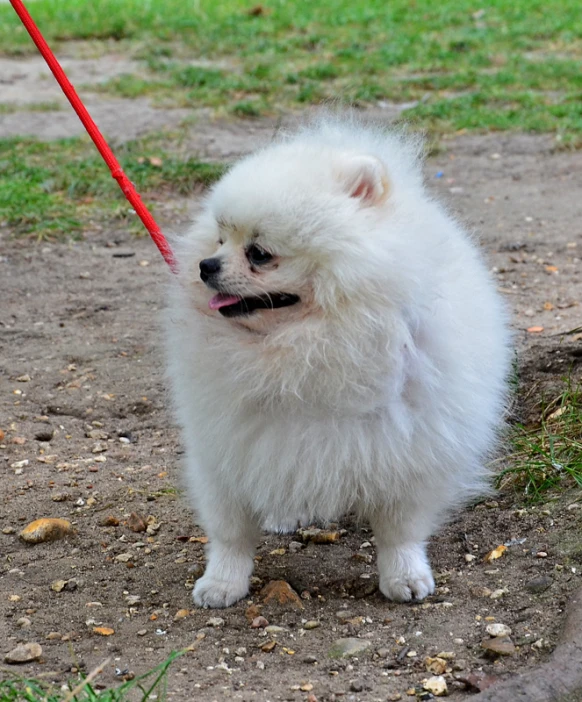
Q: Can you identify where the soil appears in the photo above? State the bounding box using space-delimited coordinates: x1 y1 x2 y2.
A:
2 53 582 701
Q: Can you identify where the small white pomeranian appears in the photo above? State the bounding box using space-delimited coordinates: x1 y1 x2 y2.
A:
166 115 510 608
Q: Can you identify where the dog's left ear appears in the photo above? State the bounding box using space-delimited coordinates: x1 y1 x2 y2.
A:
340 155 390 207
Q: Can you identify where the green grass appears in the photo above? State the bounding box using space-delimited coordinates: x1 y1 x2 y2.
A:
0 0 581 142
0 102 63 114
0 136 226 238
498 380 582 498
0 651 181 702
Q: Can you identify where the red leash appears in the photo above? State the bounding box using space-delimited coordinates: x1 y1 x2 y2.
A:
9 0 177 273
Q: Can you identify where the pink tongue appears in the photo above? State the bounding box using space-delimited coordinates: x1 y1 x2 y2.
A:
209 293 242 310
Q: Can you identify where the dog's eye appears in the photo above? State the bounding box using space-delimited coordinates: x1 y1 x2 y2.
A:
246 244 273 266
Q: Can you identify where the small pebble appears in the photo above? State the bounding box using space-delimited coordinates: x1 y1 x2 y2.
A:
490 588 508 599
206 617 225 628
303 620 320 630
437 651 455 660
425 656 447 675
20 518 72 544
260 580 303 609
4 642 43 664
525 575 553 593
486 623 512 637
128 513 147 533
470 586 492 598
329 638 372 658
423 676 448 696
114 553 133 563
251 616 269 629
481 636 516 656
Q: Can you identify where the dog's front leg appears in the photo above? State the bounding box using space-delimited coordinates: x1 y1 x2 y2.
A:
192 496 260 608
369 508 436 603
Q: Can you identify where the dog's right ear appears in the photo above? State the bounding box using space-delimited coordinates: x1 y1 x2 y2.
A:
339 155 390 207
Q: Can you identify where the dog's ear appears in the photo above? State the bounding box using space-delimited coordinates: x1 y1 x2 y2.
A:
340 155 389 207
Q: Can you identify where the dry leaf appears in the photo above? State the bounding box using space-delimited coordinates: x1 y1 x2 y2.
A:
189 536 209 544
247 4 270 16
545 265 558 273
547 406 566 421
543 301 554 311
299 528 340 544
93 626 114 636
484 545 507 562
245 604 262 623
527 326 544 333
127 512 147 533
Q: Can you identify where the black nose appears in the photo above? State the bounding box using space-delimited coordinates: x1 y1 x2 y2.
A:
200 257 221 282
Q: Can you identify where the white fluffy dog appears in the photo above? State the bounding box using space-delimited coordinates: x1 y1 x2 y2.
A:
166 116 510 608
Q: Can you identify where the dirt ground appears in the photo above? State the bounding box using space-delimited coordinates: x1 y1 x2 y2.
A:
2 58 582 701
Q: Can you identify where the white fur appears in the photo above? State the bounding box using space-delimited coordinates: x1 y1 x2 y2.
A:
165 115 511 608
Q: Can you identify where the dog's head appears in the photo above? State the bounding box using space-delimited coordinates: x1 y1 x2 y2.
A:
188 140 394 333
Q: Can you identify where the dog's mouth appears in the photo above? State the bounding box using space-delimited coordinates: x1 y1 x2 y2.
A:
208 292 300 318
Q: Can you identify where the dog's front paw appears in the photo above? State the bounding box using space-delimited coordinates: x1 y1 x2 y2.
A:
193 574 249 609
378 544 435 602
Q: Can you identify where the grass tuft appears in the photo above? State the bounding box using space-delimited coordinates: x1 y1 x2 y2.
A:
497 380 582 498
0 650 182 702
0 136 226 238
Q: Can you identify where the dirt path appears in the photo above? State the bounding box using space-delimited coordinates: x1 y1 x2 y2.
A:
2 75 582 700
